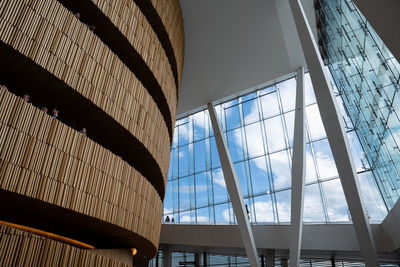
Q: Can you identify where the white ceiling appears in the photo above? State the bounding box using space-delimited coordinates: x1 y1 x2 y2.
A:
177 0 317 117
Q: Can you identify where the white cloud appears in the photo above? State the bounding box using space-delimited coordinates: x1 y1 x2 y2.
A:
196 216 210 223
222 208 232 222
213 169 226 188
180 215 191 223
270 151 291 189
253 201 274 222
164 207 172 214
322 179 349 222
314 150 337 178
276 199 291 222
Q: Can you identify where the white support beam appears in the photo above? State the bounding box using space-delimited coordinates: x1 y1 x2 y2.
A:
287 0 379 266
289 66 306 267
207 103 260 267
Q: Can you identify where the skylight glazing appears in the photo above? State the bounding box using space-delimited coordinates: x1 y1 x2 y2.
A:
316 0 400 209
164 73 387 224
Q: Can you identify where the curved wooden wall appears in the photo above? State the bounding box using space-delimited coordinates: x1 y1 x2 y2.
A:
131 0 185 93
0 0 173 193
0 89 162 255
0 0 184 262
0 224 132 267
150 0 185 87
89 0 178 113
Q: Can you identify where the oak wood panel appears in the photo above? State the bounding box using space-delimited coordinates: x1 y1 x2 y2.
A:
0 224 133 267
0 0 171 192
0 89 163 254
150 0 184 89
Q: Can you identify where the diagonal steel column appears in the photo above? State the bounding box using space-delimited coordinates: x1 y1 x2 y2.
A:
289 66 306 267
207 103 260 267
287 0 379 266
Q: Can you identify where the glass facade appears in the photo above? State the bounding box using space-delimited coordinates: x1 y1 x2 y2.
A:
149 251 399 267
164 72 387 225
156 0 400 265
315 0 400 209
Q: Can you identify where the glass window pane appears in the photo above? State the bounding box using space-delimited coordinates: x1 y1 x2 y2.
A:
275 189 291 223
178 145 189 177
178 123 189 146
278 78 296 112
304 73 316 105
253 194 274 223
242 99 260 125
305 144 318 183
227 129 245 162
249 156 270 194
164 181 173 215
170 148 178 178
212 168 228 204
179 210 191 223
234 161 249 197
196 206 211 224
306 104 326 141
179 176 191 211
193 111 206 141
322 179 349 222
214 203 230 224
265 116 286 152
284 111 294 148
172 178 179 213
194 140 207 173
303 183 326 222
259 85 276 95
270 150 291 189
358 172 387 221
210 137 221 168
260 92 280 118
313 139 338 179
195 172 209 207
347 131 366 172
245 122 264 158
225 104 241 131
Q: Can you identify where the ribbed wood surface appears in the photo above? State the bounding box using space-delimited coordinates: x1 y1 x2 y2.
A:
151 0 184 88
0 225 131 267
0 0 171 186
0 88 162 253
90 0 178 114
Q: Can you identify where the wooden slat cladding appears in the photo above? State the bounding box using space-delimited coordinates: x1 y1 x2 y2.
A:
56 0 179 136
90 0 178 111
0 0 171 193
150 0 184 89
0 225 132 267
133 0 184 93
0 89 163 255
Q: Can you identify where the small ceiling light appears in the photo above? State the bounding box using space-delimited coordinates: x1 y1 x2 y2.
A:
131 248 138 256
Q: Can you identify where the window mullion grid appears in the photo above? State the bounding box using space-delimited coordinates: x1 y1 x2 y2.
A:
255 90 277 224
238 96 254 224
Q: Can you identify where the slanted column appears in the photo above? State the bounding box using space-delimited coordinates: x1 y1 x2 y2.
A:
287 0 379 266
289 66 306 267
207 103 260 267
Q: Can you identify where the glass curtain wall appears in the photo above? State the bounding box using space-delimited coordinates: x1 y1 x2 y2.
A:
315 0 400 209
164 73 387 225
149 251 400 267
